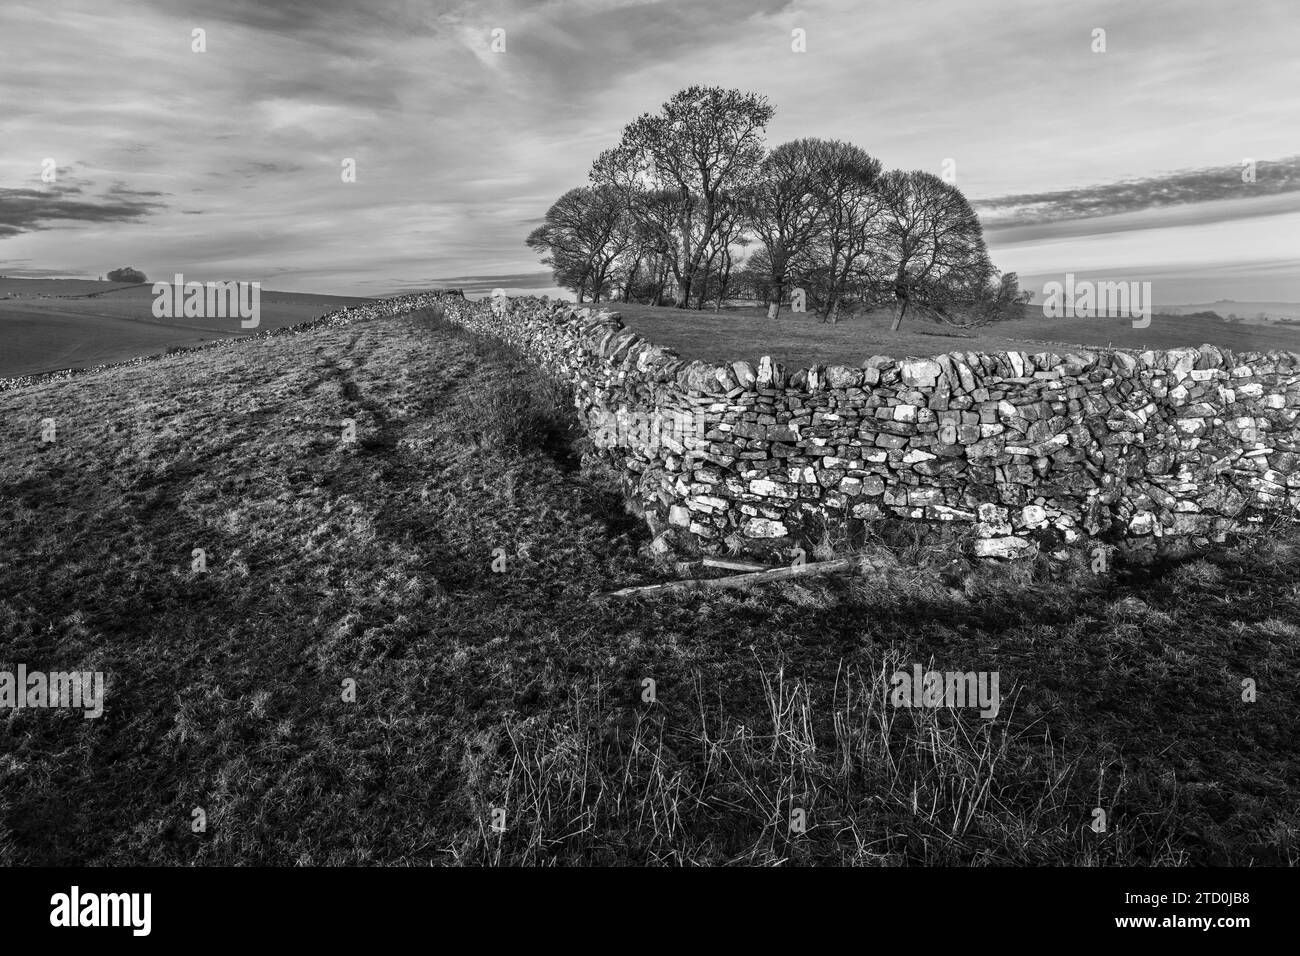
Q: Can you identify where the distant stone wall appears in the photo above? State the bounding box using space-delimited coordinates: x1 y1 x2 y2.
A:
428 292 1300 558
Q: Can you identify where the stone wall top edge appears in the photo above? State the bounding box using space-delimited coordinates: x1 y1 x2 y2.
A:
429 292 1300 390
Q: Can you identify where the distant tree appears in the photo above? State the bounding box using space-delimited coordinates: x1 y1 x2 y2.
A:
991 271 1033 316
962 270 1035 324
608 216 661 304
543 88 1029 331
526 226 592 300
741 139 837 320
619 186 686 305
106 267 147 283
736 247 776 305
801 140 884 324
710 200 750 311
592 86 773 309
875 171 992 331
693 190 748 310
526 186 634 303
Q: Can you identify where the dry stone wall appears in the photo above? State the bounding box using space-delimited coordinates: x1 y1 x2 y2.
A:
429 291 1300 559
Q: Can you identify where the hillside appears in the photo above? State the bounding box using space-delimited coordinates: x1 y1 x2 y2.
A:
1 306 1298 865
1163 301 1300 323
0 278 374 379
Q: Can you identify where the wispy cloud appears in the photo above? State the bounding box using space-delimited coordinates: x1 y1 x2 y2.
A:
977 157 1300 227
0 179 168 238
1 0 1297 297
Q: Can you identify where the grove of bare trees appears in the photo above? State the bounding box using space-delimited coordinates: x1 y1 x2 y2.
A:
527 86 1031 328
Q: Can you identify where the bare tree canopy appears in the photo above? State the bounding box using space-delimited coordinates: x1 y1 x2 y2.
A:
876 170 993 330
526 186 633 303
803 140 884 323
530 87 1008 331
742 139 833 321
591 86 773 308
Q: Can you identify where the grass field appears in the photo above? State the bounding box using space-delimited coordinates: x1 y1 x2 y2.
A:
0 278 374 379
609 302 1300 368
1 307 1297 865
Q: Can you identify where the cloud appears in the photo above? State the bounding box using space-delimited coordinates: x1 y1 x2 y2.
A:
977 156 1300 228
1 0 1298 298
0 180 168 238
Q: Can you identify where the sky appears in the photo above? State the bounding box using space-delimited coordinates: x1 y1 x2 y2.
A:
1 0 1297 304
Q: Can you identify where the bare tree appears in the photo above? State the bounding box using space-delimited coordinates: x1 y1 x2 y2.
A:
696 190 747 310
803 140 883 324
592 86 773 309
526 185 634 303
876 170 992 331
742 139 831 320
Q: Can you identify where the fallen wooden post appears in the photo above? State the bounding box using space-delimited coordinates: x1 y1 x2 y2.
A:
701 556 770 572
595 557 858 600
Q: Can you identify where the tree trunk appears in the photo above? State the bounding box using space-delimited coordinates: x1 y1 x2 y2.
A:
890 296 908 332
767 279 784 320
676 276 691 309
820 248 841 323
890 269 908 331
715 255 731 312
622 259 639 303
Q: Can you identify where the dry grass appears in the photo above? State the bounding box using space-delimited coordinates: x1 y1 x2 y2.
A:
1 307 1297 865
449 655 1184 866
608 301 1300 367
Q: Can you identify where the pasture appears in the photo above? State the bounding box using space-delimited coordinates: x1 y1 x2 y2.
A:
609 302 1300 368
1 307 1296 865
0 279 373 379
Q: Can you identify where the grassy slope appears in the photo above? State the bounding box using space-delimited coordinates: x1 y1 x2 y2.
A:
0 309 1297 865
0 279 375 378
610 302 1300 368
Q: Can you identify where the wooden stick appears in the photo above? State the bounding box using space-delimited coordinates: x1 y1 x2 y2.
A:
595 557 857 600
701 557 770 572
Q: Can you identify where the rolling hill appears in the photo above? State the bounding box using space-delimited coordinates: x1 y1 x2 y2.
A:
1 303 1297 865
0 278 374 379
